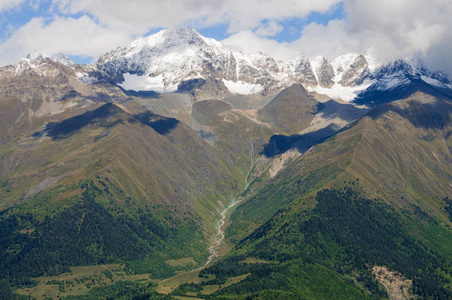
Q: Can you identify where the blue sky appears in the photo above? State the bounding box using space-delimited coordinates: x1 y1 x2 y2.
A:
0 0 451 76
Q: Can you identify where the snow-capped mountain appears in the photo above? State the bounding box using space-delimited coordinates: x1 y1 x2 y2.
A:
51 53 75 67
96 28 452 104
353 58 452 105
0 52 102 86
1 52 75 77
306 53 378 102
2 28 451 104
97 27 275 95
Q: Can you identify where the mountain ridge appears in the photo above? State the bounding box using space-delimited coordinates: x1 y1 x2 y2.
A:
94 27 452 104
3 27 451 105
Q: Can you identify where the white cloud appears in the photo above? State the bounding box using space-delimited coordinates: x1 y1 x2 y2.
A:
343 0 452 62
292 20 360 59
255 21 283 37
219 0 340 33
0 0 24 12
0 15 132 65
222 20 359 62
51 0 341 33
28 0 41 10
222 31 299 61
223 0 452 76
0 0 341 65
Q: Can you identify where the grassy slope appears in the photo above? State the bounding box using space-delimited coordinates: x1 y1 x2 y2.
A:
213 91 452 298
205 187 452 299
228 91 452 243
0 101 243 221
0 100 246 292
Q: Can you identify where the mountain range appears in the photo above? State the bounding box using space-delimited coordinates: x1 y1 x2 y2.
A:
0 27 451 299
96 27 452 103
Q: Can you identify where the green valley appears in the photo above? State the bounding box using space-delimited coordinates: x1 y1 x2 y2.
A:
0 43 451 300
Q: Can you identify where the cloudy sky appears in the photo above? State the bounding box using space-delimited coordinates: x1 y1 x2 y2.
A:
0 0 451 75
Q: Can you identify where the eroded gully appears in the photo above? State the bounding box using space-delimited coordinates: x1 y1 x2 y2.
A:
204 140 260 267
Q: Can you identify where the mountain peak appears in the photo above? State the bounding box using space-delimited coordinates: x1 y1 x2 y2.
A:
129 27 208 50
162 27 203 39
51 53 75 66
14 52 68 77
97 27 260 95
18 52 75 68
26 51 44 61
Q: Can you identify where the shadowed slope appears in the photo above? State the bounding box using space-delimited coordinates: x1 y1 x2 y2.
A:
258 84 323 135
2 103 242 221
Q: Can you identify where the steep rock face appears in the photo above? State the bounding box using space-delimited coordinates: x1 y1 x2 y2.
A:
1 53 72 78
371 59 452 90
338 54 369 86
282 56 317 87
97 28 231 86
50 53 75 66
250 52 279 74
312 57 335 88
0 52 101 85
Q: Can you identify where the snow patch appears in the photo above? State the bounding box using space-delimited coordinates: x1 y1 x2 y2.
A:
374 74 410 91
382 78 402 90
76 72 98 84
315 79 375 102
223 79 264 95
309 56 323 83
120 73 177 93
421 75 447 88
